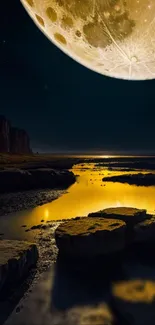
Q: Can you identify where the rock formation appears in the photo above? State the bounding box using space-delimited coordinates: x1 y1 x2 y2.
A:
55 217 126 257
0 168 76 193
102 173 155 186
0 240 38 293
88 207 148 226
10 127 31 154
0 115 10 153
0 115 32 154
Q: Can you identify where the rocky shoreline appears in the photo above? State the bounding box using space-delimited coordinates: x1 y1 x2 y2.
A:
2 207 155 325
1 155 155 324
0 166 76 217
0 189 65 217
0 168 76 193
102 172 155 186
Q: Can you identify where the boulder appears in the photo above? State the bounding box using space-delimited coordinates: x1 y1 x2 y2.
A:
0 240 38 293
134 215 155 242
0 115 10 153
88 207 148 226
112 279 155 325
55 217 126 257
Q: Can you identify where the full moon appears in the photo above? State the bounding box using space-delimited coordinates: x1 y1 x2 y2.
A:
21 0 155 80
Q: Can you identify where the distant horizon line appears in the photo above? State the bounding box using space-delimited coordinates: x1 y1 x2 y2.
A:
32 152 155 158
32 148 155 156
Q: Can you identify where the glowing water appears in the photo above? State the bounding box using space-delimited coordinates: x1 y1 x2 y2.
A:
1 163 155 240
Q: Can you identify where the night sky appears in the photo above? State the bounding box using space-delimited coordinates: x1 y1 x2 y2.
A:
1 0 155 154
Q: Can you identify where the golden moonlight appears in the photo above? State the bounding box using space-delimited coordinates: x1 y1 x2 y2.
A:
21 0 155 80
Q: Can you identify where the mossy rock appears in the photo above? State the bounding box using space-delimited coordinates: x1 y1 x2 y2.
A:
88 207 148 226
55 217 126 257
0 240 38 293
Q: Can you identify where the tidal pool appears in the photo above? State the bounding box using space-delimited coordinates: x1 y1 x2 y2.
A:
1 163 155 240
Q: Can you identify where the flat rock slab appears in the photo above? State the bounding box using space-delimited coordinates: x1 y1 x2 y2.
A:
134 216 155 242
112 279 155 325
55 217 126 257
0 240 38 292
88 207 148 226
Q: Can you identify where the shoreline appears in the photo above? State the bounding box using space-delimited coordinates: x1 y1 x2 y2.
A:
1 155 155 324
0 159 77 217
0 188 66 217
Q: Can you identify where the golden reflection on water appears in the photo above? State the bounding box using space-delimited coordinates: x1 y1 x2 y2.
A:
27 163 155 225
2 163 155 240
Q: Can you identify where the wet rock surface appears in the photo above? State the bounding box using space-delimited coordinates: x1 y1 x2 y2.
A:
0 240 38 295
88 207 148 226
55 217 126 257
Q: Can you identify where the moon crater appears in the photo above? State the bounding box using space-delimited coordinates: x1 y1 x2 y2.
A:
22 0 155 80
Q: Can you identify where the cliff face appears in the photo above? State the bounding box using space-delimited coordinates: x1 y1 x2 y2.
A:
0 116 32 154
10 128 31 154
0 116 10 153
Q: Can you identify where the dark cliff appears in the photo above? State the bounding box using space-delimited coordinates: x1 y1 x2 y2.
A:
0 116 10 153
0 116 32 154
10 127 31 154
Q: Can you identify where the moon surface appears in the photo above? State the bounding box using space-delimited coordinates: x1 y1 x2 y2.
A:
21 0 155 80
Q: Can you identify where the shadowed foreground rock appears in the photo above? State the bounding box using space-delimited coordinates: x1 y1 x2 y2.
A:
88 207 148 226
112 280 155 325
134 216 155 243
0 240 38 293
4 264 115 325
55 217 126 257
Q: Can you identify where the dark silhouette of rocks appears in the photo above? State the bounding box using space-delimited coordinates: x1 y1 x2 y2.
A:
0 168 76 193
0 240 38 295
0 115 32 154
102 173 155 186
92 157 155 171
0 116 10 153
10 127 31 154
